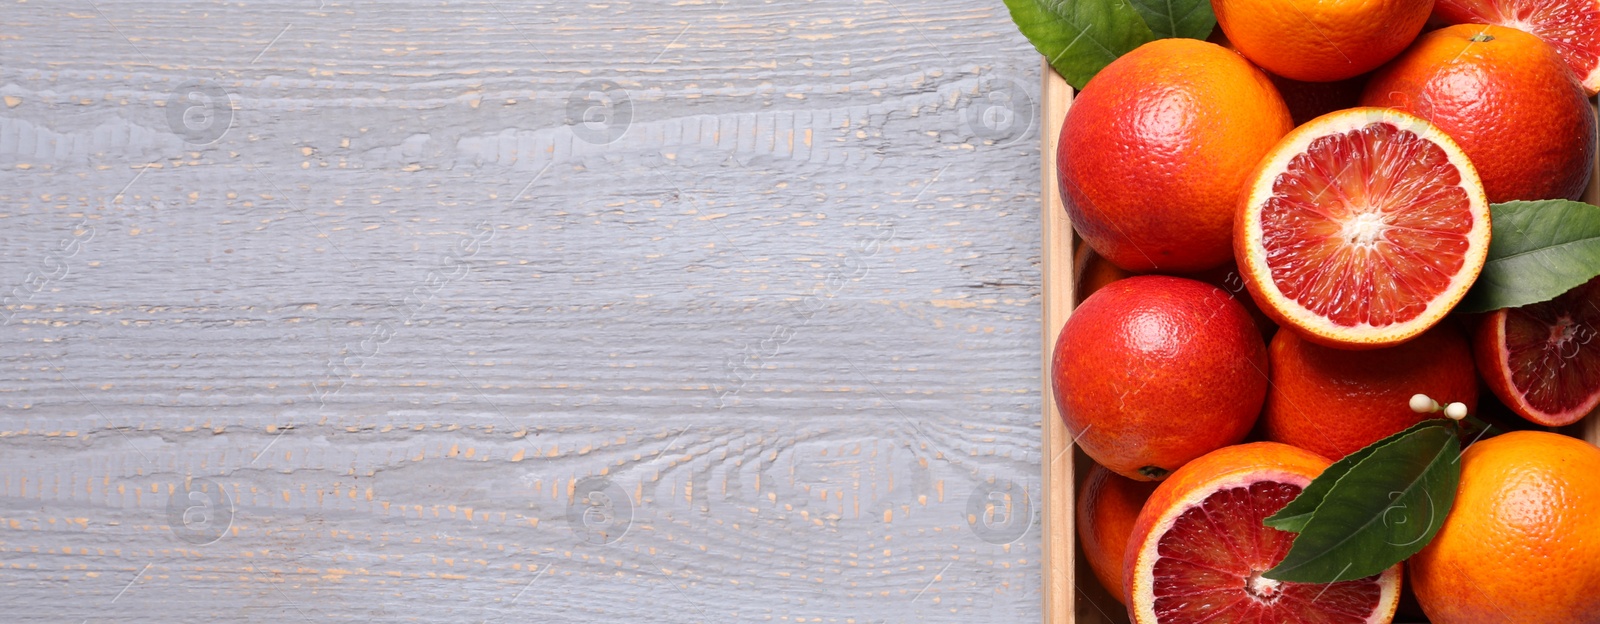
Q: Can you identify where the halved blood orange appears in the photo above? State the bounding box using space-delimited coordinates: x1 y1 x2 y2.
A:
1474 276 1600 426
1432 0 1600 96
1124 442 1402 624
1236 108 1491 349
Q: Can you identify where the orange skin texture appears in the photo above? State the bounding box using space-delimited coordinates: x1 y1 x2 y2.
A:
1075 464 1158 604
1263 322 1479 460
1209 24 1369 126
1057 39 1293 274
1122 442 1334 605
1361 24 1597 203
1051 276 1269 481
1075 249 1276 338
1431 0 1600 95
1411 431 1600 624
1215 0 1431 81
1184 261 1279 340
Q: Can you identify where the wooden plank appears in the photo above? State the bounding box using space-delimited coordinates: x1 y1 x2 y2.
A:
1038 60 1083 624
0 1 1049 621
1038 61 1128 624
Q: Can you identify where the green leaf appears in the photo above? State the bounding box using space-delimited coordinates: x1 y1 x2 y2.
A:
1263 423 1461 583
1125 0 1215 40
1264 420 1448 534
1003 0 1156 90
1458 200 1600 313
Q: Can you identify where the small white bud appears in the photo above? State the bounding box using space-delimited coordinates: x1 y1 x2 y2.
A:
1409 394 1438 414
1444 402 1469 421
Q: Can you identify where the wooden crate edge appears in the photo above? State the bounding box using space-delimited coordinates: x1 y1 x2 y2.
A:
1039 59 1081 624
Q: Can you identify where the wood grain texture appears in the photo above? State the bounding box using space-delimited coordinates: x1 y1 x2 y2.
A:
1036 64 1125 624
1035 62 1077 624
0 1 1047 622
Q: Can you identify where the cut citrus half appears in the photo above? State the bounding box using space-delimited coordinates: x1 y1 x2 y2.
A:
1125 442 1402 624
1432 0 1600 96
1236 108 1491 349
1474 276 1600 426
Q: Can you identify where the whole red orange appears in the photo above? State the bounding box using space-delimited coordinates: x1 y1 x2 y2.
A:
1411 432 1600 623
1076 464 1158 603
1214 0 1431 82
1431 0 1600 95
1051 276 1268 480
1057 38 1292 274
1263 322 1478 460
1075 249 1276 338
1209 26 1369 127
1361 24 1597 202
1183 261 1278 340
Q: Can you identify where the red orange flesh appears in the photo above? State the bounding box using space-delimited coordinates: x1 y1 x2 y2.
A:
1236 108 1490 349
1124 442 1402 623
1474 276 1600 426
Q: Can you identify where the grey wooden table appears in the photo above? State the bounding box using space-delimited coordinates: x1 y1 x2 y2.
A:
0 1 1046 621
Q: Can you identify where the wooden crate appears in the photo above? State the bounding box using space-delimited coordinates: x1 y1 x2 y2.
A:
1038 59 1600 624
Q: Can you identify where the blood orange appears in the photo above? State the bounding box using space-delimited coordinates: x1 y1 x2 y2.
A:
1058 38 1293 274
1473 276 1600 426
1074 247 1277 338
1411 431 1600 623
1185 261 1280 340
1124 442 1402 623
1051 276 1268 481
1076 464 1158 603
1360 24 1597 203
1236 107 1491 349
1432 0 1600 95
1213 0 1431 82
1264 322 1478 460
